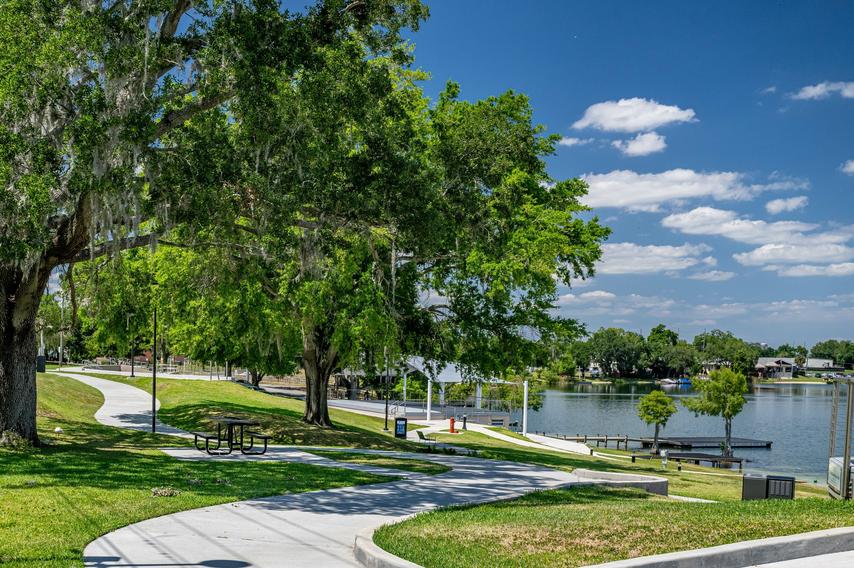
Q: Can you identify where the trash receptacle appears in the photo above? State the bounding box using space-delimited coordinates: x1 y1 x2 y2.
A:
394 417 408 439
767 475 795 499
742 474 768 500
36 355 46 373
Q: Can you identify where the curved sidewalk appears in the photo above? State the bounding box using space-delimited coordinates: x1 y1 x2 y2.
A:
59 372 586 568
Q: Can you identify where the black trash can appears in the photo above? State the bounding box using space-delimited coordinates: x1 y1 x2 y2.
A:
394 417 408 439
36 355 46 373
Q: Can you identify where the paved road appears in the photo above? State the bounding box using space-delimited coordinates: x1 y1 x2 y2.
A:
58 372 584 568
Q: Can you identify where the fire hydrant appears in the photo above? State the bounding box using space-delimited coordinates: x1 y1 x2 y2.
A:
449 417 456 434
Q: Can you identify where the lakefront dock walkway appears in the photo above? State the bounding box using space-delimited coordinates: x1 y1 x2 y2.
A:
532 432 773 451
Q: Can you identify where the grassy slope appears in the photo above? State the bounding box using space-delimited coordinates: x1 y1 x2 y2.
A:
307 451 452 475
433 430 825 501
0 373 394 567
375 486 854 568
373 430 850 567
80 373 418 450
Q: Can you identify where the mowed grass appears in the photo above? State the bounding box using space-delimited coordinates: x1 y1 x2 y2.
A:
431 430 827 501
374 485 854 568
0 373 395 568
307 451 452 475
80 373 418 450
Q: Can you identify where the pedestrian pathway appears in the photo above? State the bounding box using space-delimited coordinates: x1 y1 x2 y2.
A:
58 372 594 568
753 550 854 567
59 372 191 438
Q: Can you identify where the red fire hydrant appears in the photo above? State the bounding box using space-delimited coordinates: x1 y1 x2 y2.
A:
449 417 456 434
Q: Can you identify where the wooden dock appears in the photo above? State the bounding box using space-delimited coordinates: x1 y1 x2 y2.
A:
633 436 772 450
631 451 746 471
533 432 631 450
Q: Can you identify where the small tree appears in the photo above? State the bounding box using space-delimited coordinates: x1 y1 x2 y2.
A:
683 368 748 457
637 390 677 453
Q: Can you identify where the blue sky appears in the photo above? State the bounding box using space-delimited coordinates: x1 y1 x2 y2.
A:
407 1 854 346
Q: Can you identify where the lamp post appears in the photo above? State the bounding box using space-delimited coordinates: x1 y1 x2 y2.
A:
522 379 529 436
383 347 390 431
152 305 157 433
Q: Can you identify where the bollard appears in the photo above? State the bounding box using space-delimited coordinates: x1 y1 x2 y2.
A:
462 415 467 430
450 417 455 434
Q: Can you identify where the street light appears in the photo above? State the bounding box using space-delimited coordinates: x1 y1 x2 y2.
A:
152 305 157 433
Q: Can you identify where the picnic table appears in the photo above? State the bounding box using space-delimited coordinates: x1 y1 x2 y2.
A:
193 415 270 455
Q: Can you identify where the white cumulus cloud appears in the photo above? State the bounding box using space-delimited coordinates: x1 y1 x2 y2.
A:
688 270 736 282
558 136 594 147
775 263 854 277
573 98 696 132
734 243 854 266
841 160 854 175
766 196 808 215
582 170 806 212
611 131 667 157
791 81 854 100
598 242 713 274
661 207 849 246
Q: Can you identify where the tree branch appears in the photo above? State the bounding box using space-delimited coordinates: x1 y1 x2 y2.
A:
160 0 194 41
154 92 231 139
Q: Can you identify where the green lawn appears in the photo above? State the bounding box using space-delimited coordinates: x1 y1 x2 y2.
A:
78 372 419 450
431 430 826 501
375 486 854 568
0 373 396 567
307 450 452 475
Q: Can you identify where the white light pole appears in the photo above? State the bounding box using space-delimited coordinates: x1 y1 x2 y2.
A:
402 369 408 417
426 378 432 423
522 379 529 436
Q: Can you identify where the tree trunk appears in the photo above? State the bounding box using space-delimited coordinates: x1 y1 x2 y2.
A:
1 262 51 445
652 423 660 453
723 418 733 457
249 369 264 386
302 325 336 427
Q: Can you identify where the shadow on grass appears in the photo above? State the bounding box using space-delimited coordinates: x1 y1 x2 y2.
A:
0 417 384 497
159 401 412 450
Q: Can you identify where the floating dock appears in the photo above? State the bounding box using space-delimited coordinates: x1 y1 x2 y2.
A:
633 436 772 450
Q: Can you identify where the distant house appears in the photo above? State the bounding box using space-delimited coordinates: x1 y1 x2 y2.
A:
755 356 842 378
755 358 797 379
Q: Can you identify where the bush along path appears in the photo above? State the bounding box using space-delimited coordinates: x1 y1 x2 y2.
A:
57 372 665 568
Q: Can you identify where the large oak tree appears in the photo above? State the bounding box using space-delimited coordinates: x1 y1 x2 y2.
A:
0 0 426 443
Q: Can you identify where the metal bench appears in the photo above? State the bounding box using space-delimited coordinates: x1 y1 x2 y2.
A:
193 431 232 455
241 431 270 455
416 430 435 445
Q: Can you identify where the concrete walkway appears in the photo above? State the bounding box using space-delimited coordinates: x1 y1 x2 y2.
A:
754 551 854 567
59 371 191 438
59 372 588 568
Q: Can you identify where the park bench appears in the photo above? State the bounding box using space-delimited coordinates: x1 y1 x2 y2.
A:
416 430 436 445
241 431 271 455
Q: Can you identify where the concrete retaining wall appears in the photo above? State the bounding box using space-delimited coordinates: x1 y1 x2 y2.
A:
573 468 669 496
583 526 854 568
354 528 422 568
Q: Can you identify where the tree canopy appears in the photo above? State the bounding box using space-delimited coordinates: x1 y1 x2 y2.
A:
683 368 748 457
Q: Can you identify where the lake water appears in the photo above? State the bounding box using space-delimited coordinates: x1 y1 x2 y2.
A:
512 382 843 481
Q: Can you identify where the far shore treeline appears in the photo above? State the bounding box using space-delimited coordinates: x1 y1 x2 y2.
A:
38 270 854 384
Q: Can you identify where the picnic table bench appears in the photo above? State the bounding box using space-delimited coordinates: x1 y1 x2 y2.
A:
193 416 270 455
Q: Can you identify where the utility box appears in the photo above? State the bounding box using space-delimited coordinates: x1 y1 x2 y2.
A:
394 417 408 439
742 474 796 500
767 475 795 499
742 474 768 500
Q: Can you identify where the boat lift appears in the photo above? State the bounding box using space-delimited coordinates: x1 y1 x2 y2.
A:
827 377 854 499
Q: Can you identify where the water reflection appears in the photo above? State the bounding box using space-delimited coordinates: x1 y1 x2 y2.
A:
514 382 839 481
